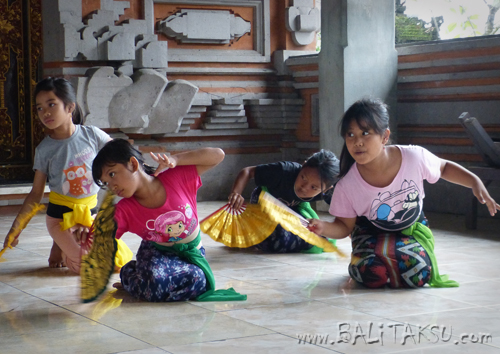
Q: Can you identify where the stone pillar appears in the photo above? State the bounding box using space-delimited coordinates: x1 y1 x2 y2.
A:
318 0 398 156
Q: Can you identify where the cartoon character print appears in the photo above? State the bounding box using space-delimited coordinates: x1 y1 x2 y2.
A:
146 206 198 243
369 180 421 231
62 162 93 196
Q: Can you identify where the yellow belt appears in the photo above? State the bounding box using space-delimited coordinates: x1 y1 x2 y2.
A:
49 192 97 230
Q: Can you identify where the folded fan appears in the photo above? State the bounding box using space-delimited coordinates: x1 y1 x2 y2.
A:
81 190 118 303
258 190 346 256
200 203 278 248
0 204 46 259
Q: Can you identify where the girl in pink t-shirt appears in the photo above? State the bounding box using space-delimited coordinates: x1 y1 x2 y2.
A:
309 97 499 289
91 139 233 302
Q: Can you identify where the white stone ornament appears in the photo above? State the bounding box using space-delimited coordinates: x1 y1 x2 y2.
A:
42 0 168 67
76 67 197 134
285 0 320 46
157 9 251 44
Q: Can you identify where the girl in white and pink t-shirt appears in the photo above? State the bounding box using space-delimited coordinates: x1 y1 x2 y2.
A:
309 97 499 289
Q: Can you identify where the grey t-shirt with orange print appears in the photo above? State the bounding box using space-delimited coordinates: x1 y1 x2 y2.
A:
33 125 110 199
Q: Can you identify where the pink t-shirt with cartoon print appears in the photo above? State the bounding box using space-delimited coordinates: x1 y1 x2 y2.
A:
329 145 442 231
114 165 201 243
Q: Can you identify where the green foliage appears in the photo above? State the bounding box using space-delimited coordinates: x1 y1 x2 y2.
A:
395 14 437 43
444 5 483 38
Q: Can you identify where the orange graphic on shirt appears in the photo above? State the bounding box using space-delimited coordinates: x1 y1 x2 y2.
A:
62 163 92 196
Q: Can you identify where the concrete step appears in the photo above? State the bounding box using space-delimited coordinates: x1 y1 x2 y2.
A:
0 184 50 206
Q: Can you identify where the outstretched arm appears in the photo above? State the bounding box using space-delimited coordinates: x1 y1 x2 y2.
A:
440 159 500 216
150 147 225 176
3 170 47 248
308 216 356 240
228 166 256 209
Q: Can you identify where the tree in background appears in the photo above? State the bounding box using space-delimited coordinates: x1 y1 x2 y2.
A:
397 0 500 42
395 0 441 44
483 0 500 35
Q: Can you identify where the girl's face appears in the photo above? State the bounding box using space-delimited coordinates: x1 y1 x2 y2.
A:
99 162 138 198
35 90 74 131
345 119 389 166
294 166 326 200
167 221 185 236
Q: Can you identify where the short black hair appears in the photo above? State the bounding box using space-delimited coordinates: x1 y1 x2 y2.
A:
303 149 340 187
92 139 155 187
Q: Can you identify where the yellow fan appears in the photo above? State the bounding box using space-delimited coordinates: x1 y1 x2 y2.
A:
0 204 46 259
200 203 278 248
258 190 346 257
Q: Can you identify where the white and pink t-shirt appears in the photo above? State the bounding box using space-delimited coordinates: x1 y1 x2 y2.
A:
114 165 201 243
330 145 442 231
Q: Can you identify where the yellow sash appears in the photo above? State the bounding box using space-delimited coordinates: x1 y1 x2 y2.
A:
49 192 97 230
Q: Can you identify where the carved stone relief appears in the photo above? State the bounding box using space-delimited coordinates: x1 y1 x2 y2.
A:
149 0 271 62
42 0 168 68
157 9 251 44
42 0 200 134
75 67 198 134
285 0 320 46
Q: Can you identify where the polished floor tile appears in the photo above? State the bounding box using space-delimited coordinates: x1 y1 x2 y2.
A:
1 204 500 353
162 333 335 353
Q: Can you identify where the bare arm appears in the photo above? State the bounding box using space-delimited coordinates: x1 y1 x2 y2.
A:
308 216 357 240
150 147 225 176
228 166 256 209
4 170 47 248
440 159 500 216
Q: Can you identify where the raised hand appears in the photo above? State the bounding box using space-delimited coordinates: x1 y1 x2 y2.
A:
150 152 177 177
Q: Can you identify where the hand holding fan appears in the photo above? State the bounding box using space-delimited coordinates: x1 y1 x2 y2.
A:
258 190 346 256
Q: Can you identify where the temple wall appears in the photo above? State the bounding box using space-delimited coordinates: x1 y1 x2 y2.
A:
41 0 322 201
396 37 500 217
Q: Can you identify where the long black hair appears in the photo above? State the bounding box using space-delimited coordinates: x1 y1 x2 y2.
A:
92 139 156 187
303 149 340 188
34 77 84 125
338 97 390 179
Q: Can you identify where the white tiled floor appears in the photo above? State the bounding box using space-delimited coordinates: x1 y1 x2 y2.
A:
1 202 499 354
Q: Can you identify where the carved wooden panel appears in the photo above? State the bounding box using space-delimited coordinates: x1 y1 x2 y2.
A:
0 0 43 183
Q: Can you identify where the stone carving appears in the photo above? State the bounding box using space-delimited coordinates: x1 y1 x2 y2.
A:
76 67 198 134
148 80 200 134
109 69 168 131
78 67 133 128
42 0 168 68
203 102 249 130
285 0 320 46
157 9 251 44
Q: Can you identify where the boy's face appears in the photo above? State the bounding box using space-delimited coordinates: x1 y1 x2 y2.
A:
294 166 325 200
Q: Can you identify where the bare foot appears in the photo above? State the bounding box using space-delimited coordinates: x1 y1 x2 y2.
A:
113 282 123 289
48 241 66 268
